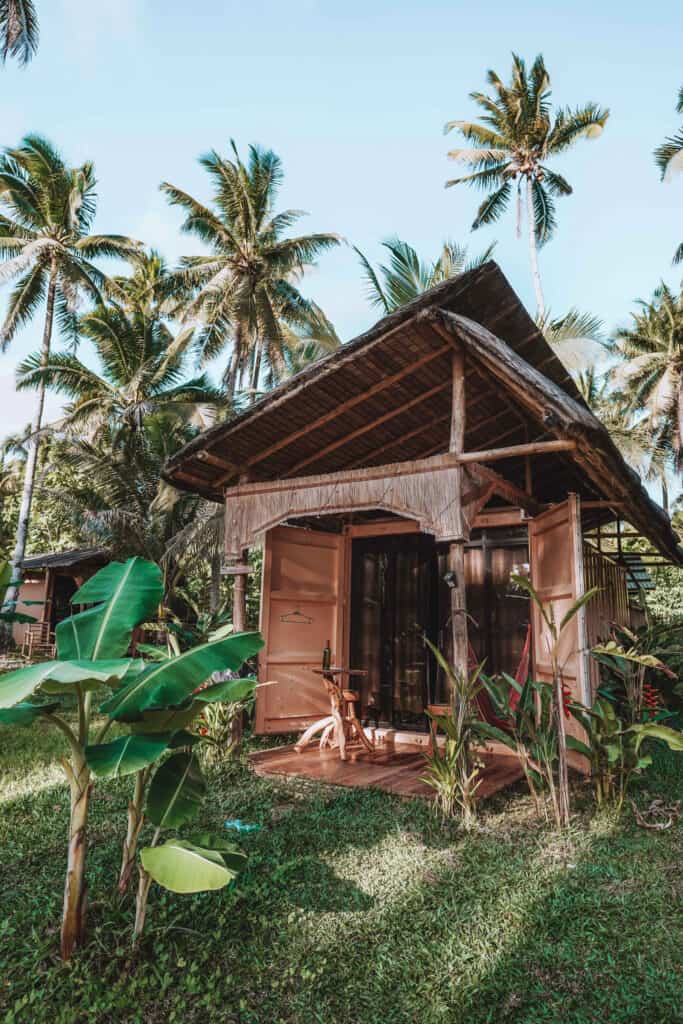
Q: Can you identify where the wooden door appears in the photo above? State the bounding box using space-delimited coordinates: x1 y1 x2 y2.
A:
255 525 349 734
529 496 591 756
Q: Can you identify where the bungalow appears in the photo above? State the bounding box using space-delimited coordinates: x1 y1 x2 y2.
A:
163 262 682 791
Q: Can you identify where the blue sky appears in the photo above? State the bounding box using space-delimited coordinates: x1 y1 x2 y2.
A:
1 0 681 438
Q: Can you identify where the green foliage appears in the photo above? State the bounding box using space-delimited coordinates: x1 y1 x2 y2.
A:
146 751 207 829
100 631 263 720
84 733 172 779
355 236 495 313
56 558 164 661
444 54 608 245
569 694 683 811
0 556 262 957
140 838 242 893
162 141 341 394
421 641 487 826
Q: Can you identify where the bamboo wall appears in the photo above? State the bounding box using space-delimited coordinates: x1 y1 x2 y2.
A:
583 542 630 695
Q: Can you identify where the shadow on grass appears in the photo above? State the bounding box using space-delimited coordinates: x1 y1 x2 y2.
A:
1 749 681 1024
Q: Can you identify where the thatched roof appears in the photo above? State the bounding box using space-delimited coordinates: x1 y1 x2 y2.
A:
163 262 683 564
21 547 109 572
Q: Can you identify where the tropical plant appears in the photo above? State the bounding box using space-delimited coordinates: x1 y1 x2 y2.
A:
654 85 683 265
444 53 608 318
355 236 495 313
610 283 683 467
0 556 263 957
510 574 598 827
0 0 38 65
567 695 683 812
0 135 141 616
162 141 341 398
538 307 606 372
474 673 558 819
421 640 487 826
590 626 679 725
16 298 223 438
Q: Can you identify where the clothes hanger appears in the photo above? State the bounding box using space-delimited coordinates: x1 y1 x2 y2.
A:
280 608 314 624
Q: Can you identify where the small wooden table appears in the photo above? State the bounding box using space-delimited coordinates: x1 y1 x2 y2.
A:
294 667 374 762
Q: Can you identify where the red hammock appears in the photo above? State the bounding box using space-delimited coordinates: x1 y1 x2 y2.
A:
471 624 531 730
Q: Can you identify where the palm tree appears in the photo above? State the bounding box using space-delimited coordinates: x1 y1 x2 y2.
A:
0 0 38 65
15 298 223 439
0 134 141 610
538 307 607 372
355 236 495 313
609 284 683 503
444 54 609 319
161 141 340 399
576 364 670 502
654 85 683 265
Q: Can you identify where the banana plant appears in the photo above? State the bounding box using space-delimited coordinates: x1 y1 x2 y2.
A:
132 748 247 941
113 671 256 896
0 556 263 959
567 696 683 812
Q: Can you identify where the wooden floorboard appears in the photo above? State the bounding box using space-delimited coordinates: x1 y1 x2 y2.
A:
249 741 523 800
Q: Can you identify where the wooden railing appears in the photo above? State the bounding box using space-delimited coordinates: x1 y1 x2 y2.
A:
583 543 630 692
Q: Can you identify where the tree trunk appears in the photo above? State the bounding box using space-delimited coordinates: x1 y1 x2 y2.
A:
525 176 546 321
133 866 153 943
249 338 263 400
224 337 241 403
661 473 669 514
118 770 146 896
4 268 57 623
209 551 222 614
61 752 92 960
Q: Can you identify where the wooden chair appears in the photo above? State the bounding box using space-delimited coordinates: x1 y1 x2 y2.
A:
21 621 56 661
295 667 374 762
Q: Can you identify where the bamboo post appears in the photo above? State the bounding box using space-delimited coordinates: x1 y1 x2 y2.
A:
232 550 248 632
449 348 468 696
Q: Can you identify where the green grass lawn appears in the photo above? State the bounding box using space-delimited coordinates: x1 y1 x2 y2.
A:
1 718 682 1024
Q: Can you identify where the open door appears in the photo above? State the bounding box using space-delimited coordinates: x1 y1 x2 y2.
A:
255 525 349 734
529 495 591 752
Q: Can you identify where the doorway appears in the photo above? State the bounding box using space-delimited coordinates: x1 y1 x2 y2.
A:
350 533 439 730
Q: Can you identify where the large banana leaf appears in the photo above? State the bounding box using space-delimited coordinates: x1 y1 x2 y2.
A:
100 632 264 721
195 676 257 705
84 733 172 779
188 833 248 874
141 839 238 893
57 558 164 661
146 752 206 829
0 658 143 708
628 722 683 752
0 701 61 726
128 702 198 735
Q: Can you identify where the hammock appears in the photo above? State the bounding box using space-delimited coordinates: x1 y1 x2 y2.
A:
471 623 531 730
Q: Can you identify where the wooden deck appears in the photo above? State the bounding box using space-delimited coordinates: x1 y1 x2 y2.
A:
249 738 523 801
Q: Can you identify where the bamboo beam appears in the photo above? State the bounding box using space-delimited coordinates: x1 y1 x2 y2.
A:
449 347 469 691
457 439 576 464
197 451 237 472
285 380 452 477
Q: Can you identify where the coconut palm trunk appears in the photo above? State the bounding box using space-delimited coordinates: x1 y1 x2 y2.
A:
250 336 263 399
526 176 546 321
4 266 57 624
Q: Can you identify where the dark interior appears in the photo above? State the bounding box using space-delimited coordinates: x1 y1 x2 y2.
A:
350 529 530 731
